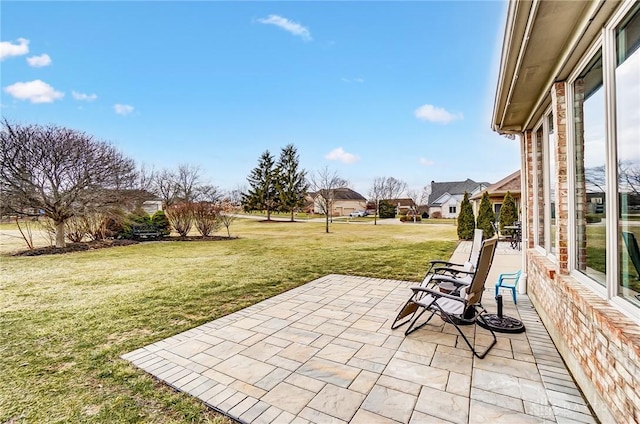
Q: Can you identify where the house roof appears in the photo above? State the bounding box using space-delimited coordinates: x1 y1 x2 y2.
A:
309 188 366 201
470 170 521 200
492 1 619 134
383 198 415 207
428 179 489 206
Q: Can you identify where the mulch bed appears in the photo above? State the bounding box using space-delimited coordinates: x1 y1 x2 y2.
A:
12 236 237 257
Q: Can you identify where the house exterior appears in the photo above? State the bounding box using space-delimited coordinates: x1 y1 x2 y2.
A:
492 1 640 422
470 170 521 219
383 198 416 215
309 188 367 216
427 179 488 219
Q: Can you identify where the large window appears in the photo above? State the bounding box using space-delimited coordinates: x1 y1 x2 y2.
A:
535 126 545 249
616 3 640 306
548 114 556 256
573 50 606 286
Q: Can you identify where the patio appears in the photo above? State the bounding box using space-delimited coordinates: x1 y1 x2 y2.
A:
122 242 597 423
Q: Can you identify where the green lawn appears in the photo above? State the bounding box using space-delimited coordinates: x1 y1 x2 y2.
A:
0 219 457 423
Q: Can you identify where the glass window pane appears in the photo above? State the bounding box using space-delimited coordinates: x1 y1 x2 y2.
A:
616 3 640 306
535 127 545 248
548 114 556 255
574 51 606 286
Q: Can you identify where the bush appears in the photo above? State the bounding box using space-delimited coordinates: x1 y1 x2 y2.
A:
378 200 396 219
421 212 429 219
151 210 171 236
476 191 496 238
430 211 442 219
586 214 602 223
457 192 475 240
166 203 194 237
399 215 422 222
192 202 220 236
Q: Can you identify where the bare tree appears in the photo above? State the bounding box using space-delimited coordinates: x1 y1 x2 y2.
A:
195 184 223 203
368 176 408 225
165 203 193 237
0 120 136 248
309 167 348 233
175 163 202 203
217 199 237 238
154 169 180 207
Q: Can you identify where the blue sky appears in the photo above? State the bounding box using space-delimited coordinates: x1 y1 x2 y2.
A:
1 1 519 196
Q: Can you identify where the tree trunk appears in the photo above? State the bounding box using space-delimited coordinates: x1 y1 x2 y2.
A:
291 211 294 222
325 214 329 233
55 220 66 248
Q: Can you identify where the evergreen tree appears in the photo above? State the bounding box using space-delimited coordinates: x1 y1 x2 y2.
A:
499 191 518 234
242 150 279 220
276 144 309 222
457 192 475 240
378 200 396 219
476 191 496 237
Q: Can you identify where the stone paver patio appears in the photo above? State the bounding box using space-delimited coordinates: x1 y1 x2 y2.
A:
122 243 597 423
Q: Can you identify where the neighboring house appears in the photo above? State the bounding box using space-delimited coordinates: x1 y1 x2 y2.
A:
470 170 521 219
427 179 489 218
492 1 640 422
383 198 416 215
309 188 367 216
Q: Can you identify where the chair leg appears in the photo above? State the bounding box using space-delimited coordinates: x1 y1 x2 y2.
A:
512 288 517 305
391 300 419 330
404 307 437 336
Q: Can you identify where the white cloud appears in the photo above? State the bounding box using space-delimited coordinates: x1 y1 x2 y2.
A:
72 91 97 101
419 157 434 166
0 38 29 60
325 147 360 164
26 53 51 67
341 77 365 83
114 104 134 115
258 15 312 41
415 104 463 124
4 80 63 103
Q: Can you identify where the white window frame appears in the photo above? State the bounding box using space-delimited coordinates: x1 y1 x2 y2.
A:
532 107 557 261
567 39 609 298
565 0 640 321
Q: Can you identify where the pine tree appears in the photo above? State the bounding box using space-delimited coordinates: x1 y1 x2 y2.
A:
476 191 496 238
242 150 279 220
499 191 518 234
276 144 309 222
457 192 475 240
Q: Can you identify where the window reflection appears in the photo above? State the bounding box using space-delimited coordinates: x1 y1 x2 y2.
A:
574 51 606 286
616 3 640 305
535 127 545 249
548 114 556 255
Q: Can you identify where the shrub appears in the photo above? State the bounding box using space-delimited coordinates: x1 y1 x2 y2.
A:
430 211 442 219
586 214 602 224
378 200 396 219
65 216 88 243
192 202 220 237
151 210 171 236
476 191 496 238
421 212 429 219
457 192 475 240
166 203 193 237
399 215 422 222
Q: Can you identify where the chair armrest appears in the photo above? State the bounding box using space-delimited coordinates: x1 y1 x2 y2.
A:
431 275 471 287
410 286 465 302
433 267 473 276
428 260 464 268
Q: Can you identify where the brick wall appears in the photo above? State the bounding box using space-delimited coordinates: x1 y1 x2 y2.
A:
523 130 535 249
526 252 640 422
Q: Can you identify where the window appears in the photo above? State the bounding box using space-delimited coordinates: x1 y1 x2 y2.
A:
449 206 457 214
494 203 502 220
616 2 640 306
535 126 545 249
573 49 606 286
548 114 557 255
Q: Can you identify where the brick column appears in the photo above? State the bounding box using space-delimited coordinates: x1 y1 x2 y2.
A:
551 81 569 274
